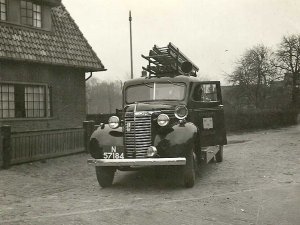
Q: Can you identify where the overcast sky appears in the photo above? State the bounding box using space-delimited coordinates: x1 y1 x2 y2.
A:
63 0 300 84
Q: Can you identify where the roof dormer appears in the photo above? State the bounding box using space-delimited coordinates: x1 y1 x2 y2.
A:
1 0 62 31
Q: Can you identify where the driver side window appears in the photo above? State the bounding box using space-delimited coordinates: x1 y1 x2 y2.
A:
193 84 218 102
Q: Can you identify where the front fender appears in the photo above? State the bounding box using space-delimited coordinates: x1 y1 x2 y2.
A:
154 122 197 158
89 125 123 159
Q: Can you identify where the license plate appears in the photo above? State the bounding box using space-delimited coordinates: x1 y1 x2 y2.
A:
103 146 124 159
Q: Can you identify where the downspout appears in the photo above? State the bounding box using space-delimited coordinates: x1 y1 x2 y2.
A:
85 72 93 81
85 72 92 115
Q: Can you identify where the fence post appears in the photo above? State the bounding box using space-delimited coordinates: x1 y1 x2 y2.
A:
83 121 95 153
1 125 11 169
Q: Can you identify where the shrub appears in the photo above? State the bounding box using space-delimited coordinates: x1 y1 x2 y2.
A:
224 108 297 131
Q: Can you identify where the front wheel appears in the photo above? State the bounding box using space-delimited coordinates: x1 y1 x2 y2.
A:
95 167 115 188
183 150 197 188
215 145 223 162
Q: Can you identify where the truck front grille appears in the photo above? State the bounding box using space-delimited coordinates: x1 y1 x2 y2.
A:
161 109 175 119
124 112 152 158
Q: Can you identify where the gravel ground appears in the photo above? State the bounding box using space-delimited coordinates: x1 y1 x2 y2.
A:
0 125 300 225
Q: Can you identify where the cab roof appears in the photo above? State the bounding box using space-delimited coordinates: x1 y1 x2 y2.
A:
124 75 203 88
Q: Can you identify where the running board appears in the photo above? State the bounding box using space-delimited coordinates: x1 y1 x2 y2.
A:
201 146 220 163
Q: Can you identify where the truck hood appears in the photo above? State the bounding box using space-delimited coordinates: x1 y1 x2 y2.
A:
124 102 177 112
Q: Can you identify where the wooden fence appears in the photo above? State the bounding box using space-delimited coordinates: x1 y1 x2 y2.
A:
10 128 85 165
0 125 91 168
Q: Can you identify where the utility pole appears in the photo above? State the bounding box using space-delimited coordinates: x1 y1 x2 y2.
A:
129 11 133 79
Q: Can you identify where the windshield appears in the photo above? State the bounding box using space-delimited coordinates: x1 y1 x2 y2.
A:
126 82 186 103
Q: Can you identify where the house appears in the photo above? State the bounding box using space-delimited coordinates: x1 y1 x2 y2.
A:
0 0 105 167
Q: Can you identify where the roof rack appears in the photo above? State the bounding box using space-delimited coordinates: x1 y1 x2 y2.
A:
141 42 199 78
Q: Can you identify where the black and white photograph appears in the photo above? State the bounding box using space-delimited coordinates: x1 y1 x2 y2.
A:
0 0 299 224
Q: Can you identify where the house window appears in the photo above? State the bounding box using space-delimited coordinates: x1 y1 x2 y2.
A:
0 84 15 118
21 0 42 28
0 0 6 21
0 83 52 119
25 86 46 117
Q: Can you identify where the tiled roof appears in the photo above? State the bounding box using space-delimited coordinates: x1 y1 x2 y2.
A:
0 5 105 72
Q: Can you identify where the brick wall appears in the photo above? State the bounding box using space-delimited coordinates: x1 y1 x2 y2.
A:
0 61 86 132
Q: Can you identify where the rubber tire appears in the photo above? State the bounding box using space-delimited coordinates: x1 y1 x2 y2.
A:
215 145 223 163
183 150 196 188
95 167 115 188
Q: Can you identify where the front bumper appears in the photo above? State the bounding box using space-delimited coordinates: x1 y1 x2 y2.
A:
87 157 186 167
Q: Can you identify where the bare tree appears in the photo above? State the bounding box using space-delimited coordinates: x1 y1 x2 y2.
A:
228 45 279 108
276 34 300 106
86 79 122 114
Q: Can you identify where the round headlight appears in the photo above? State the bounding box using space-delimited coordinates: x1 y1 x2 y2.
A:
157 114 169 127
108 116 119 129
174 105 188 119
147 146 158 157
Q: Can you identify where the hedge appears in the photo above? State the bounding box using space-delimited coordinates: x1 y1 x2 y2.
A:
224 108 298 131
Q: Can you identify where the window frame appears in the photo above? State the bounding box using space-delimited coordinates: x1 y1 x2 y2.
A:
24 85 46 118
0 83 15 119
192 83 219 103
0 82 52 120
0 0 7 21
20 0 42 28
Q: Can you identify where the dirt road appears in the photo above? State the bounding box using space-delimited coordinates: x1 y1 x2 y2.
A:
1 125 300 225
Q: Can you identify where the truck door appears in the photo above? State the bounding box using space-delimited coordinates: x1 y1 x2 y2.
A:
189 81 227 147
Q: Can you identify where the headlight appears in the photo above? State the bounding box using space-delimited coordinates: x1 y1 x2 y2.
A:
147 146 158 157
157 114 169 126
108 116 119 129
174 105 188 119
